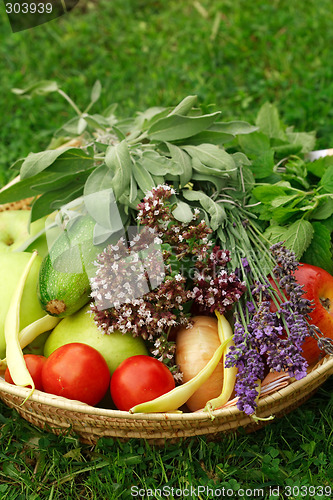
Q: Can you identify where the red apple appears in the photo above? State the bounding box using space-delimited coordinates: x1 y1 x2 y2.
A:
269 263 333 366
293 263 333 365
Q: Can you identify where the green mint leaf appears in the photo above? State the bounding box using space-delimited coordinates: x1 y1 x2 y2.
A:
263 225 288 245
251 149 275 178
272 143 303 158
255 102 286 140
264 219 314 259
302 222 333 274
271 194 299 208
285 127 316 154
271 206 302 224
237 131 271 157
310 196 333 220
147 112 221 141
319 164 333 193
320 214 333 233
306 155 333 179
252 185 288 203
284 220 314 259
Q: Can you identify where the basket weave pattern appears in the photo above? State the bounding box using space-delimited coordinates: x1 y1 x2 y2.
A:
1 356 332 444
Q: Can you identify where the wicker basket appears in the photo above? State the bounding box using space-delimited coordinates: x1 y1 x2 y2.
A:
0 191 332 445
0 356 332 444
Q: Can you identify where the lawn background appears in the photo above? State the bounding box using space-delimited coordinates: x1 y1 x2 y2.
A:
0 1 332 498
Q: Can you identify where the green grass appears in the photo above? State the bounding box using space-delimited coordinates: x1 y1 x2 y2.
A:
1 0 333 185
1 0 333 497
0 380 332 499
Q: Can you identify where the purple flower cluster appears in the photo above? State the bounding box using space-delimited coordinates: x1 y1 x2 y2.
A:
137 184 213 261
225 243 313 415
91 184 245 373
225 316 265 415
190 246 246 315
90 224 191 368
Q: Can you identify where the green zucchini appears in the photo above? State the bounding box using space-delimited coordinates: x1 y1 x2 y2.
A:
37 215 103 317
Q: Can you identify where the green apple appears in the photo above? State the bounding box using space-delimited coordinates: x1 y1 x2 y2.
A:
0 252 46 358
44 304 149 374
23 330 51 356
0 210 48 258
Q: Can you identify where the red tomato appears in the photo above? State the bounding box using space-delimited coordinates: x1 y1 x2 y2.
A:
5 354 47 391
42 343 110 406
110 355 175 411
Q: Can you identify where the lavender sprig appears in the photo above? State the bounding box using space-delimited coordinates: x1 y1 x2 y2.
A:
225 241 313 415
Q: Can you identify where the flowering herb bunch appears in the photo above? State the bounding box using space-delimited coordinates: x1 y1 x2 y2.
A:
224 241 313 415
91 184 246 375
208 185 323 414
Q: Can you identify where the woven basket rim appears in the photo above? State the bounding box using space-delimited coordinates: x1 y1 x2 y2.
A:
1 355 332 421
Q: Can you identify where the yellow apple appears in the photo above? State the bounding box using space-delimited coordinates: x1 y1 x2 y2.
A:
44 304 149 374
0 252 46 358
0 210 49 258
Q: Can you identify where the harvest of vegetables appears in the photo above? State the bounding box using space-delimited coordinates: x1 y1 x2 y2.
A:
0 82 333 438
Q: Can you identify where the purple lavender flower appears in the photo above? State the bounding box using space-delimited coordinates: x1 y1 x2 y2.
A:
225 243 313 415
225 318 265 414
